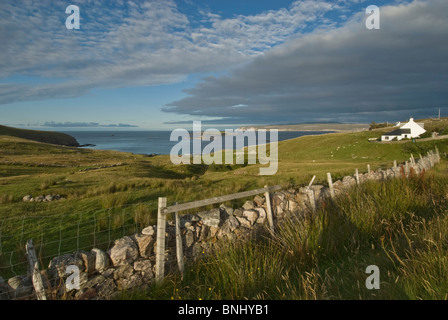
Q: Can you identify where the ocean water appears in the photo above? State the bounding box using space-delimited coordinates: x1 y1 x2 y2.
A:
63 130 333 155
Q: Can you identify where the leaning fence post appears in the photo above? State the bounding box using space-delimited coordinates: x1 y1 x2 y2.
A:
26 239 47 300
174 208 185 277
327 172 335 199
264 185 275 234
155 197 167 285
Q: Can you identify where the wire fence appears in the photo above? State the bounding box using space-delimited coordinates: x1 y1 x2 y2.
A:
0 201 158 282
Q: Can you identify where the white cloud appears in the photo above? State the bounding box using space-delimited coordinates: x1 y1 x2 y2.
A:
0 0 349 105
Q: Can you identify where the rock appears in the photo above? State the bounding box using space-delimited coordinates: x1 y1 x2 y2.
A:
133 259 152 273
236 216 252 228
243 210 259 226
185 230 195 247
136 261 154 283
131 234 155 258
23 195 32 202
108 236 139 266
45 195 54 202
288 200 299 213
48 253 85 281
219 204 234 216
81 275 117 299
199 225 210 241
227 215 240 231
91 248 110 273
242 200 255 210
180 214 201 228
7 276 33 299
197 208 221 227
79 251 96 275
233 208 244 217
35 195 45 203
75 287 98 300
118 273 143 291
113 264 134 281
102 268 115 278
253 195 265 207
209 226 219 238
253 207 267 223
141 225 156 236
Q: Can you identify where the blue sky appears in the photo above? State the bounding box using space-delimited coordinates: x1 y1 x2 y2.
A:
1 0 447 130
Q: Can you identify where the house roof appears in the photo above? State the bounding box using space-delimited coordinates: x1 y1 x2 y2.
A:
383 128 411 136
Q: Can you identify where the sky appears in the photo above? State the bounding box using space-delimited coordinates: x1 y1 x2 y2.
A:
0 0 447 130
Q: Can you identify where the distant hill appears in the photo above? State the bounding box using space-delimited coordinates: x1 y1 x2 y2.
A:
239 122 369 132
0 125 80 147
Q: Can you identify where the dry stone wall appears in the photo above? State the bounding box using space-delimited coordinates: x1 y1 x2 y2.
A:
0 150 440 300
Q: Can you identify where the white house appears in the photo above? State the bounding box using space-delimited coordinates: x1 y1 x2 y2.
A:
381 118 426 141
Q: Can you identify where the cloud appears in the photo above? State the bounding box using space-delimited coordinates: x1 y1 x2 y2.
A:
0 0 344 105
163 0 448 124
43 121 138 128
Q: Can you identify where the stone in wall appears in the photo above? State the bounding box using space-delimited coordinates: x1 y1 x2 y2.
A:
108 236 139 266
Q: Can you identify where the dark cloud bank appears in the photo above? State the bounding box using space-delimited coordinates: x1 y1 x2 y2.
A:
163 0 448 125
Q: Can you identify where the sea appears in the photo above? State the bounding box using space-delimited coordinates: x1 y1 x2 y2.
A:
63 130 333 155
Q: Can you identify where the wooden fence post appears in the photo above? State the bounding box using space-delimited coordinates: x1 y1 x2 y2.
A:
174 210 185 277
355 168 360 185
155 197 167 285
367 164 370 175
327 172 335 199
264 185 275 234
26 239 47 300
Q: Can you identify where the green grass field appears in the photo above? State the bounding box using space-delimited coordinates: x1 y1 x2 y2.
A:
1 121 448 298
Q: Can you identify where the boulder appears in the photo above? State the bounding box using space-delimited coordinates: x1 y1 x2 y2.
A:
253 195 265 207
227 215 240 231
243 210 259 226
79 251 96 275
48 253 85 281
131 233 155 258
253 207 267 223
133 259 153 274
242 200 255 210
236 216 252 229
108 236 139 266
197 208 220 227
34 195 45 203
113 264 134 281
185 230 195 248
23 195 32 202
91 248 110 273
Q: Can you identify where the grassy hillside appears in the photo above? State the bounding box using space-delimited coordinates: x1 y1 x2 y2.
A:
1 121 448 284
0 124 79 147
132 162 448 300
